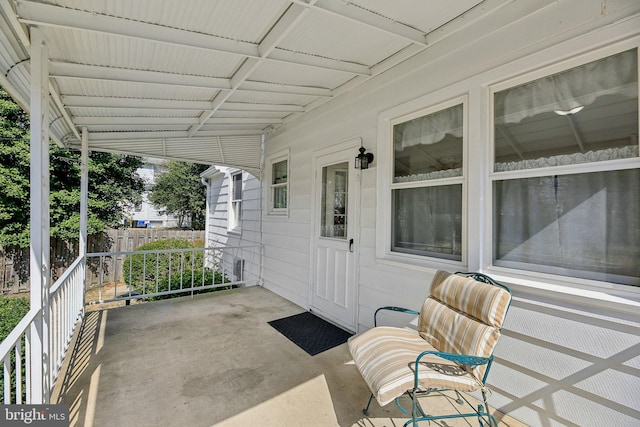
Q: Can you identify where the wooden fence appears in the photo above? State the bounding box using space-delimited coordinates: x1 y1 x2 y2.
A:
0 229 205 295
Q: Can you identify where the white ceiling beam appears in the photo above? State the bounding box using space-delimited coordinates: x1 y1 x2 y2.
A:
63 96 305 113
239 80 331 97
74 117 282 126
188 2 320 137
0 0 30 49
16 0 369 75
49 83 80 140
189 57 265 136
85 130 262 142
50 62 231 89
220 102 304 113
294 0 428 46
61 96 213 111
74 117 199 126
51 62 331 97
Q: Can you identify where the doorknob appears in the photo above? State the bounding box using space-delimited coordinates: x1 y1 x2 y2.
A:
349 238 354 252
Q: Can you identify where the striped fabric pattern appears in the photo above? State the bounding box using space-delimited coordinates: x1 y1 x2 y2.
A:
348 326 481 406
417 297 499 380
429 270 511 328
348 271 511 407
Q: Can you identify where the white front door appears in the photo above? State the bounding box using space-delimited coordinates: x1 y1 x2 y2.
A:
311 144 359 331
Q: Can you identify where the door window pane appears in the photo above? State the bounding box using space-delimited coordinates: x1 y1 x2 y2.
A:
321 163 348 239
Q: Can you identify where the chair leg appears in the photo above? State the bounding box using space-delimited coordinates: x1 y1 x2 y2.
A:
480 388 498 427
363 393 375 415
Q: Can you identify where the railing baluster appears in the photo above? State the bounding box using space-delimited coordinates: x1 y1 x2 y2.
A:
3 354 10 403
168 252 172 292
143 253 147 296
191 248 195 290
25 327 31 403
180 252 184 290
15 339 22 404
99 255 104 302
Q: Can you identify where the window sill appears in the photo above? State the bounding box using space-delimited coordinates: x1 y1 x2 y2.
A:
376 252 465 274
483 267 640 317
265 210 289 218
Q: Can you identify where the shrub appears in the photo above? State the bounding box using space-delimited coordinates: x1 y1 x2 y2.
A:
122 239 230 300
0 296 29 403
0 296 29 341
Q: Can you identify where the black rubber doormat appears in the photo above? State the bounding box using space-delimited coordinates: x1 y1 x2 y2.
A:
268 311 353 356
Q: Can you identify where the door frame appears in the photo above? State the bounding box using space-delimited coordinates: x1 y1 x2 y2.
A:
308 138 362 331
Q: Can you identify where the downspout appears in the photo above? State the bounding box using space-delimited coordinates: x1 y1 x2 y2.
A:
258 133 265 286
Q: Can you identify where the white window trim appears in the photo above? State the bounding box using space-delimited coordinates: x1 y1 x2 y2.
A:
228 171 243 233
483 44 640 295
264 148 290 217
376 95 469 270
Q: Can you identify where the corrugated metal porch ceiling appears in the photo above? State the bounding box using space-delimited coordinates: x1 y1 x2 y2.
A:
0 0 493 176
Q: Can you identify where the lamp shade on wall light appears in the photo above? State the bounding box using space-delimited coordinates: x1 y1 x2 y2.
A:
355 146 374 170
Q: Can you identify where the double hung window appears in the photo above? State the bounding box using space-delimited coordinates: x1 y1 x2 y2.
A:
271 159 288 211
390 100 465 261
229 172 242 232
492 49 639 286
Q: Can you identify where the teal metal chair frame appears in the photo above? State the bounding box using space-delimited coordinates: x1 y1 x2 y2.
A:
361 272 512 427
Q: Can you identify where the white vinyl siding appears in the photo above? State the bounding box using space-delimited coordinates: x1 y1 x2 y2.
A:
253 8 640 427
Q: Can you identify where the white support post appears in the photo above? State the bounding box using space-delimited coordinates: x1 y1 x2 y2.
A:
28 26 50 404
79 127 88 315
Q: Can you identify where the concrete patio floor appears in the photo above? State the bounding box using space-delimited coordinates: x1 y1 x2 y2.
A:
52 286 529 427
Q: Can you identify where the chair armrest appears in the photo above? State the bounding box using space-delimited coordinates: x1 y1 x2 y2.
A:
416 350 492 367
412 350 493 388
374 306 420 327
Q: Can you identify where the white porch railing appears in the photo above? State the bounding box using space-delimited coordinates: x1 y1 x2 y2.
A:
0 307 38 404
49 256 85 386
0 255 85 404
85 245 261 304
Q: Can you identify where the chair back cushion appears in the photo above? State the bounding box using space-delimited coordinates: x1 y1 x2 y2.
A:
428 270 510 328
418 271 511 378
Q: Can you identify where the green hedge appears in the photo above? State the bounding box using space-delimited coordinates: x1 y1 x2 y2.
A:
122 239 231 300
0 296 29 403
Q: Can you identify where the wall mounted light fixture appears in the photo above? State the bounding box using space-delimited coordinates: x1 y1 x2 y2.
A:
355 146 374 170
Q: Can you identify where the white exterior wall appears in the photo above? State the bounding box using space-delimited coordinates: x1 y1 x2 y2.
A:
257 3 640 427
203 167 262 287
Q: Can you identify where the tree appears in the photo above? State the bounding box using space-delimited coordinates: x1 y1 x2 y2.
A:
0 88 144 248
149 161 208 229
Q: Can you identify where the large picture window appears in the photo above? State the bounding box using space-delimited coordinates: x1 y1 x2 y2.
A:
391 101 465 261
492 49 639 286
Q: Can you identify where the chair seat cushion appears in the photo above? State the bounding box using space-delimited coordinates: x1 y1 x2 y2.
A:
348 326 483 406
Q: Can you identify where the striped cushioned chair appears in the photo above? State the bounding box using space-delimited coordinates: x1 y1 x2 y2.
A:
348 271 512 427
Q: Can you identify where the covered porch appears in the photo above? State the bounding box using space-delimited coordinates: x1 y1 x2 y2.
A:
0 1 639 426
52 286 527 427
